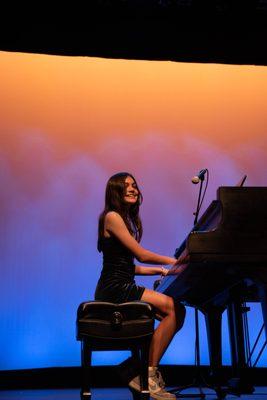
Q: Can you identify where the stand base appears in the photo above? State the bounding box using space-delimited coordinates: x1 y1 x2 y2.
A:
170 377 228 399
170 388 205 399
227 377 255 395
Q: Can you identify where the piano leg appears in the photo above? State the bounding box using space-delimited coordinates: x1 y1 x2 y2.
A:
227 301 254 394
204 307 223 384
258 283 267 344
227 301 246 371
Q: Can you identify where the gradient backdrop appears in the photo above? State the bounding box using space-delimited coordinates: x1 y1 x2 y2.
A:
1 51 267 370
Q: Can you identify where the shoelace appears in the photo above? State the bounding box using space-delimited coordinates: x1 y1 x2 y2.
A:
156 370 166 389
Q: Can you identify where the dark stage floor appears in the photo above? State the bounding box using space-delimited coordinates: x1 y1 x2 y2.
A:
1 388 267 400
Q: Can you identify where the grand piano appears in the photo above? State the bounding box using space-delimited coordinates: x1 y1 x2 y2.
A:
156 186 267 393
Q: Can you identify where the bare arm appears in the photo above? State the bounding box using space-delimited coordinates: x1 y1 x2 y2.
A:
135 265 169 276
105 211 176 265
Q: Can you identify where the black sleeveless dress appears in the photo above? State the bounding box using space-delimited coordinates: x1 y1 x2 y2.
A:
94 236 145 303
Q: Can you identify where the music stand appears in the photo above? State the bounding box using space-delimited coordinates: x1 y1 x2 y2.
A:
236 174 247 187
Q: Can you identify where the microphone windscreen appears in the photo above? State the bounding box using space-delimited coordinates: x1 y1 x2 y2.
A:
191 176 200 184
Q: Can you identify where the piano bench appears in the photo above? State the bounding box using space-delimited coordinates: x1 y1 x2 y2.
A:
76 301 155 400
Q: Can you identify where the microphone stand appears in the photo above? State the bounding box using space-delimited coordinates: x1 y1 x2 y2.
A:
190 176 205 397
193 178 204 226
171 172 225 399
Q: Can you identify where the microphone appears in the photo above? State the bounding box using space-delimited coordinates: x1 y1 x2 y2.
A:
191 169 207 184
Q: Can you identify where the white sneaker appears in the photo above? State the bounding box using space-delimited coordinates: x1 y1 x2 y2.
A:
155 369 166 389
149 367 176 400
129 368 175 400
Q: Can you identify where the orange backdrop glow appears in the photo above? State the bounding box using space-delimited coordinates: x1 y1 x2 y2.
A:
0 51 266 370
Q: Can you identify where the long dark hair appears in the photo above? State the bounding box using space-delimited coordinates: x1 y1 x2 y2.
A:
97 172 143 251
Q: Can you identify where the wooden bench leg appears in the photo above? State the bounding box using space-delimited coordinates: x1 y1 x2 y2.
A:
81 341 92 400
139 342 150 400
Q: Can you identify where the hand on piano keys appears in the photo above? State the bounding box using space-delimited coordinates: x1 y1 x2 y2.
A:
164 252 190 276
174 252 190 266
160 267 170 276
154 252 190 289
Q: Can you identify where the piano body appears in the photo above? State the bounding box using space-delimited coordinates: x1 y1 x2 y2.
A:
156 186 267 392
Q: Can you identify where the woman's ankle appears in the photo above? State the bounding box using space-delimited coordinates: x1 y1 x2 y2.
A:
148 365 158 375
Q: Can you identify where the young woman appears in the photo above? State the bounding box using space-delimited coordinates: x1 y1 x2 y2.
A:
95 172 186 400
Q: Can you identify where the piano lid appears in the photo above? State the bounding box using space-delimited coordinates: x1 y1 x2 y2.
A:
157 185 267 305
187 186 267 257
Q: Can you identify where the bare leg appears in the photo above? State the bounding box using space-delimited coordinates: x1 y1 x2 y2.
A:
141 288 185 366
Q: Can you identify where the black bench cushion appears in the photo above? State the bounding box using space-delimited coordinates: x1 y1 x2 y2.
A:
77 301 154 340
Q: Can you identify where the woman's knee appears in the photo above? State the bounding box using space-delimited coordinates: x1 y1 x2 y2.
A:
164 296 177 316
141 289 176 316
153 297 186 329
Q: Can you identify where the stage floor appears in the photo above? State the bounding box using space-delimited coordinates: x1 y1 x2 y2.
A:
0 388 267 400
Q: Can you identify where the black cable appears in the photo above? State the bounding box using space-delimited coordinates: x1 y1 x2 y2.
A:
253 341 267 367
247 323 265 365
